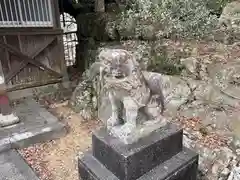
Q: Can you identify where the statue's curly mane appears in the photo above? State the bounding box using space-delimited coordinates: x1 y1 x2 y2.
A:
101 49 151 107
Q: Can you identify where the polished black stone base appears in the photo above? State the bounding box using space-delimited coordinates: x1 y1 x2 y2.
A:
79 148 198 180
92 123 183 180
78 123 198 180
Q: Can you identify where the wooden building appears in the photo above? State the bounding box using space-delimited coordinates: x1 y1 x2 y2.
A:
0 0 68 126
0 0 67 97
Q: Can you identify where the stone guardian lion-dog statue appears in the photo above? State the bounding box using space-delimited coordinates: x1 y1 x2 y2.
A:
88 49 166 144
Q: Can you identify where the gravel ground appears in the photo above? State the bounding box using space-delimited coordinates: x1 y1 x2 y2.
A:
19 103 101 180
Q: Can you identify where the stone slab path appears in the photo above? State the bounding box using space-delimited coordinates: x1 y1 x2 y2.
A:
0 149 39 180
0 98 67 153
0 98 67 179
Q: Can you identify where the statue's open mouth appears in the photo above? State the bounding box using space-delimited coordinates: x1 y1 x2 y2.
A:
105 73 125 80
114 74 125 79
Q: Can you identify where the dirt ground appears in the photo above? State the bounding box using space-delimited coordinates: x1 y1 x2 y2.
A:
19 102 102 180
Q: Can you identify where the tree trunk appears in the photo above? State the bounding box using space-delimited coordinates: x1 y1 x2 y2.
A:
95 0 105 12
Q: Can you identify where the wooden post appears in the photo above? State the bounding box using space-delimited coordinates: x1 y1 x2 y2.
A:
95 0 105 12
0 60 19 127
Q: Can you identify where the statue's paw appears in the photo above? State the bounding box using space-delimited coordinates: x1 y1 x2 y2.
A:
155 116 167 126
152 96 158 104
122 123 136 136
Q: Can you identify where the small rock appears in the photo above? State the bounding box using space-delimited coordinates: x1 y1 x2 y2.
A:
206 125 213 132
183 134 194 148
193 131 203 139
230 159 239 168
236 149 240 156
212 162 221 175
180 57 198 75
227 166 240 180
221 168 230 176
232 138 240 149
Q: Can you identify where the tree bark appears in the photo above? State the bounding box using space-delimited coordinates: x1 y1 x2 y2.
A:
58 0 95 18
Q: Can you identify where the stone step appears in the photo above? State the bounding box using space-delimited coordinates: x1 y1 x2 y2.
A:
78 147 198 180
0 149 39 180
92 123 183 180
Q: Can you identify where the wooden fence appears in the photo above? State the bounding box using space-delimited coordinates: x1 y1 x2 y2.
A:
0 29 67 92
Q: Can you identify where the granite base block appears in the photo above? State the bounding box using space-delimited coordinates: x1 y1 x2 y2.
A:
92 123 183 180
78 148 198 180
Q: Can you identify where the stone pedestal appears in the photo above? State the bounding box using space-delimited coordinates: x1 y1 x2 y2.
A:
78 123 199 180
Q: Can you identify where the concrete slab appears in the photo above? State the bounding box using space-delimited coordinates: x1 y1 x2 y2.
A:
0 149 39 180
0 98 67 153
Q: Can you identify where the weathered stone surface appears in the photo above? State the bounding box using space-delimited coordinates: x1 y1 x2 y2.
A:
0 98 66 153
219 1 240 30
209 62 240 101
179 101 230 129
70 70 98 120
78 147 198 180
180 57 211 81
182 127 240 180
92 123 183 180
228 166 240 180
216 1 240 44
109 118 168 144
160 76 191 116
0 113 20 128
0 150 39 180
